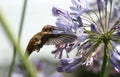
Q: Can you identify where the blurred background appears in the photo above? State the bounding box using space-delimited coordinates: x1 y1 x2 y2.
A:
0 0 120 77
0 0 74 77
0 0 72 63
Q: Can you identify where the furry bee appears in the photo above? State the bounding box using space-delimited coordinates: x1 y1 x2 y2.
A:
26 25 77 56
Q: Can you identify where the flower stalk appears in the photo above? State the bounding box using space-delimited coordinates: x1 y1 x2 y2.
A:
100 42 108 77
8 0 28 77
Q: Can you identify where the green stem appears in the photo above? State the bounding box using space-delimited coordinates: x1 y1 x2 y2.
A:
100 43 108 77
8 47 16 77
8 0 28 77
18 0 27 41
98 10 104 32
108 0 113 29
0 7 37 77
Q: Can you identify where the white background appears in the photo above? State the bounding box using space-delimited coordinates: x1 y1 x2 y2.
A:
0 0 72 65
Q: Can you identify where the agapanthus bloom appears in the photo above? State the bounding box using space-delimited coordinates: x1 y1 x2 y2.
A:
50 0 120 76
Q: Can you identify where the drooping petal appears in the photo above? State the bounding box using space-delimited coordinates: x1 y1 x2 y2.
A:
57 57 82 72
52 7 61 16
110 42 120 72
52 44 65 59
52 7 69 17
64 63 81 73
61 57 81 65
110 51 120 72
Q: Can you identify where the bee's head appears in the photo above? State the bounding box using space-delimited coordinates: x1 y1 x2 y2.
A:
42 25 57 32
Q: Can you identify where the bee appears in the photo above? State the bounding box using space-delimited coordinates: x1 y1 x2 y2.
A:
26 25 77 56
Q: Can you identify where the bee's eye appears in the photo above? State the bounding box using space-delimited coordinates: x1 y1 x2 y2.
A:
49 28 53 31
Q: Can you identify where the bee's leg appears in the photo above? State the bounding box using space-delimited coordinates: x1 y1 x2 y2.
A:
36 45 41 52
37 48 40 52
36 42 44 52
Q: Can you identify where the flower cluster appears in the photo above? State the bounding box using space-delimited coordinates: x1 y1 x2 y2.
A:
50 0 120 74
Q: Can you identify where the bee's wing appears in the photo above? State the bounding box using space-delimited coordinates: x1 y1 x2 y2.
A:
45 34 77 45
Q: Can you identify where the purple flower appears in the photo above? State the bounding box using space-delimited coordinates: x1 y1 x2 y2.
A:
51 6 85 55
52 44 65 59
57 57 82 73
110 51 120 72
50 0 120 74
52 7 71 21
52 7 68 17
52 43 75 59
